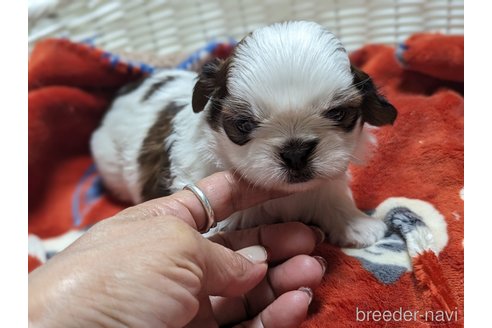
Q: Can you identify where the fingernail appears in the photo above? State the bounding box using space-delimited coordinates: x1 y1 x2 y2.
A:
313 255 327 275
298 287 313 305
309 225 325 245
236 245 268 264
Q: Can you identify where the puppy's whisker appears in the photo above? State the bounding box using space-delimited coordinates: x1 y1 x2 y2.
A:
348 154 363 162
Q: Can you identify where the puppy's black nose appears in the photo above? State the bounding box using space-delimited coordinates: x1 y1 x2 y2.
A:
280 139 318 170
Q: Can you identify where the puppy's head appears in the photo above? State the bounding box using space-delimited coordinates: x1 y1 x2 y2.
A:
192 21 397 191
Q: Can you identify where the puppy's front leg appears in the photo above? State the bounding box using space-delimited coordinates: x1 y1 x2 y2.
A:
313 177 387 248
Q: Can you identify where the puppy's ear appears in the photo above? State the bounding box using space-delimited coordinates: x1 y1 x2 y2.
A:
351 65 397 126
192 58 229 113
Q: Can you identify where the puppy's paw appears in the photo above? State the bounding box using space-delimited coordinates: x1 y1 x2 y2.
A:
327 216 387 248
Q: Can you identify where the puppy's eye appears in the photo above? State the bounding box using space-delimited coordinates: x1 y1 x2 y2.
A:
323 106 361 132
234 119 256 134
324 108 346 122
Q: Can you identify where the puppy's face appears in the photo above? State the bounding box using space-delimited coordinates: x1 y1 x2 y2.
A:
192 21 397 191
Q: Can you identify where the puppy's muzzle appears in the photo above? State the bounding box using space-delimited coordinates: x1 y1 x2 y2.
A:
280 139 318 171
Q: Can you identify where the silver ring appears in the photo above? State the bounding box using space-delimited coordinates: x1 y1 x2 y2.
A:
183 184 216 233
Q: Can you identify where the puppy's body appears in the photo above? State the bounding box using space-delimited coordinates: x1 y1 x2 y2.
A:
90 70 211 203
91 21 397 246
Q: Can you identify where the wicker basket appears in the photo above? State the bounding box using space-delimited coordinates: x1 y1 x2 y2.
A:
28 0 464 56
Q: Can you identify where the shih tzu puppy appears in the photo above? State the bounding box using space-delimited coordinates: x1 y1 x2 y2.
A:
90 21 397 247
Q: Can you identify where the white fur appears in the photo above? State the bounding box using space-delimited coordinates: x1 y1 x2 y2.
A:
90 70 199 203
91 21 388 247
230 21 351 112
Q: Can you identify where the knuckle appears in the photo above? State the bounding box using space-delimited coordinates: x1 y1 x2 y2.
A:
229 252 251 278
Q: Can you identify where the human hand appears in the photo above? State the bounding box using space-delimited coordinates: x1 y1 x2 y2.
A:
29 171 326 327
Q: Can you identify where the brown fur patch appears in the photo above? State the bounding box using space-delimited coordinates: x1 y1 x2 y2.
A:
138 102 184 201
192 57 232 130
116 76 147 97
351 65 397 126
221 98 258 145
141 76 176 102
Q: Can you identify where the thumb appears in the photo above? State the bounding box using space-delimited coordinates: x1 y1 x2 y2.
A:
201 240 268 297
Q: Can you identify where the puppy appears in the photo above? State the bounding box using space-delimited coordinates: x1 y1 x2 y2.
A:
90 21 397 247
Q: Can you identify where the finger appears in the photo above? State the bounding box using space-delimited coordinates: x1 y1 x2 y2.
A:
118 171 291 231
202 239 269 297
267 255 326 297
212 255 325 325
184 292 217 328
208 222 324 262
235 289 313 328
194 171 290 220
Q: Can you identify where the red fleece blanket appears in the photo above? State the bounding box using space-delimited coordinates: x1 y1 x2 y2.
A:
28 34 464 327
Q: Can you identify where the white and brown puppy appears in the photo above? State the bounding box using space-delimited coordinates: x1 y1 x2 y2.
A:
90 21 397 247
